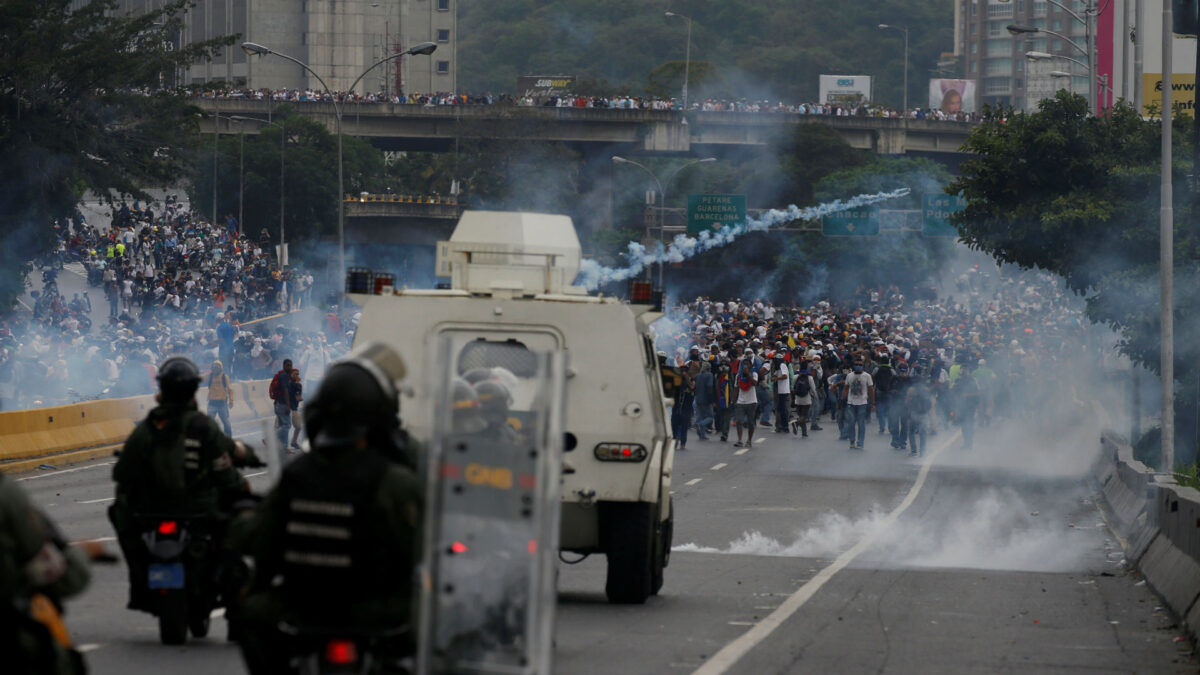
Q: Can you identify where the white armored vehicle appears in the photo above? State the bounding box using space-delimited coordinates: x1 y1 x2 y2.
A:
348 211 676 604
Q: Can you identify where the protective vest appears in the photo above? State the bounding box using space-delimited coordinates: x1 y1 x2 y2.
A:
278 448 391 607
143 410 223 513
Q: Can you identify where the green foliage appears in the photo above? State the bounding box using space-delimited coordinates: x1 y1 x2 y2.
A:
0 0 234 309
456 0 953 108
949 91 1200 464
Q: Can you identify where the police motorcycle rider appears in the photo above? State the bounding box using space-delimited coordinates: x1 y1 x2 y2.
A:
235 342 422 675
2 473 98 675
109 356 262 616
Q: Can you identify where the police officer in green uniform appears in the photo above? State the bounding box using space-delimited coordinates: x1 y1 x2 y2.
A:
109 355 257 613
1 473 92 675
236 342 421 675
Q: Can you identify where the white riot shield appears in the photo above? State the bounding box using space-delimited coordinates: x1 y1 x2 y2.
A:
259 417 289 486
416 336 566 675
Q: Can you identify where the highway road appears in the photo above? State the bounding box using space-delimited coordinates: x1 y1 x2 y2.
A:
18 400 1195 674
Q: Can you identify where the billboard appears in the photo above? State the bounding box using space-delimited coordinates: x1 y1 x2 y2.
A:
516 76 576 98
929 79 977 113
818 75 872 104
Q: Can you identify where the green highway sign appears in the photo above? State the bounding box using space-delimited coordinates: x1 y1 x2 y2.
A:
822 205 879 236
922 193 966 237
687 194 746 234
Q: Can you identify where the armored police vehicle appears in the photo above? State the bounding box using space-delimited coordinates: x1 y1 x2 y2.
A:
348 211 675 604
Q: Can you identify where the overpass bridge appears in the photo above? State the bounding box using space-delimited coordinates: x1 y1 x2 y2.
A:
195 99 976 158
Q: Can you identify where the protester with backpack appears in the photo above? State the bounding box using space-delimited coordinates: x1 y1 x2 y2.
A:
905 367 934 457
790 366 817 437
268 359 294 450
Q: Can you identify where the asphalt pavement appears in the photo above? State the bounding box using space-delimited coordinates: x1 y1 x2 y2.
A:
18 400 1197 674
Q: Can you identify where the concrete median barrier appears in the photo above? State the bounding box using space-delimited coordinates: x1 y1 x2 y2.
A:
0 379 272 471
1096 430 1200 643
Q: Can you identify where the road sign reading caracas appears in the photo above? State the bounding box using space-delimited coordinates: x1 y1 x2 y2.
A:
687 194 747 234
922 193 966 236
822 205 879 236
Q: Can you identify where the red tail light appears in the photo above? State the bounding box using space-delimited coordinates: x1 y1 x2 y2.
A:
325 639 358 665
157 521 178 535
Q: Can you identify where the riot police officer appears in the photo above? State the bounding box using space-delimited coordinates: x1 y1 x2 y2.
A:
1 473 93 675
109 355 256 613
237 342 422 674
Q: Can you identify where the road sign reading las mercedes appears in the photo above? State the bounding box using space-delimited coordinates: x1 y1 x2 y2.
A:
922 193 966 237
687 194 747 234
822 205 880 236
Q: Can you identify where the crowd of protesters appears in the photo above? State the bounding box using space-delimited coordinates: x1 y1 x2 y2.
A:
196 88 981 123
655 267 1099 455
7 198 353 410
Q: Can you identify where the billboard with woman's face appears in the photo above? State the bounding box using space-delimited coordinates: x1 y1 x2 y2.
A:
929 79 977 113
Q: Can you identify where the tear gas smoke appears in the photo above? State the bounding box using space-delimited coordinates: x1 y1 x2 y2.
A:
673 487 1103 573
576 188 912 290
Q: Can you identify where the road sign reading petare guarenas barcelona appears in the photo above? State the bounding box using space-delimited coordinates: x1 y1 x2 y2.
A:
687 194 747 234
822 205 879 236
922 193 966 237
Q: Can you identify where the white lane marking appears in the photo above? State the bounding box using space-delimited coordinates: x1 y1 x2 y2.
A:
16 296 33 312
244 471 268 478
754 438 765 444
74 536 116 544
77 643 103 653
734 448 750 456
79 497 114 504
711 463 728 471
693 429 961 675
727 621 755 626
16 461 115 482
685 478 702 486
64 263 86 279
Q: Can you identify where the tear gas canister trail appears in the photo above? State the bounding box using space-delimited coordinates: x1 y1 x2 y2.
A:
576 188 912 290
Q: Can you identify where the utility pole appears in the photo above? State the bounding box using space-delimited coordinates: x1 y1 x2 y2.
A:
1161 0 1176 471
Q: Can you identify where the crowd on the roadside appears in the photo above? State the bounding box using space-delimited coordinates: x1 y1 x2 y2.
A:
195 88 981 123
8 198 356 409
654 267 1100 455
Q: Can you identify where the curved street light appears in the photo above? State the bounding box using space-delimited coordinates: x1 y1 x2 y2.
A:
612 155 717 285
878 24 910 114
664 11 693 114
241 41 438 285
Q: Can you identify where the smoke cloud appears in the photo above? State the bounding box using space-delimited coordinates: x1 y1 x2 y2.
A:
575 188 912 290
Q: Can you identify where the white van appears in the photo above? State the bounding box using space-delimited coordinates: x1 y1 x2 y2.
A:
348 211 676 604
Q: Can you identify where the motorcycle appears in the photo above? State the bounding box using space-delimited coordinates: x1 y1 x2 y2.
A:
278 623 412 675
137 515 223 645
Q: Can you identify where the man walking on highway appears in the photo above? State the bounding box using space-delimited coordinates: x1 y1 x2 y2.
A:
842 360 875 450
733 350 759 448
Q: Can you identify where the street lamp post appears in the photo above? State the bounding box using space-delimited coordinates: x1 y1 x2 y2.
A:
212 113 247 234
612 156 716 286
665 11 692 113
878 24 909 114
232 116 287 261
242 40 437 286
1008 0 1099 112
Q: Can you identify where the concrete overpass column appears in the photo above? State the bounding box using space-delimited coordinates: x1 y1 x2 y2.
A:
642 121 691 153
874 123 908 155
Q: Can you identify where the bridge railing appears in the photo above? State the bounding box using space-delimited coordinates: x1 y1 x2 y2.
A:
345 193 458 205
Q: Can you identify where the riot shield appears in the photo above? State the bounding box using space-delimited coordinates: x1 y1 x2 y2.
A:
416 335 566 675
259 417 289 486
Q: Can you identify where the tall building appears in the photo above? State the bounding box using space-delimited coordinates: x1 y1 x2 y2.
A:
955 0 1089 111
109 0 456 94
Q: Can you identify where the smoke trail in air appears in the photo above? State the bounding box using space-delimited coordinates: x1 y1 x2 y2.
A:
576 188 912 290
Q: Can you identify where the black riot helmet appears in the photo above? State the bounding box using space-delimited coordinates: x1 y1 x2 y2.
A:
308 342 406 450
157 356 202 404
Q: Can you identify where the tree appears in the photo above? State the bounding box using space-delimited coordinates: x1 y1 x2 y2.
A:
947 92 1200 463
0 0 234 308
